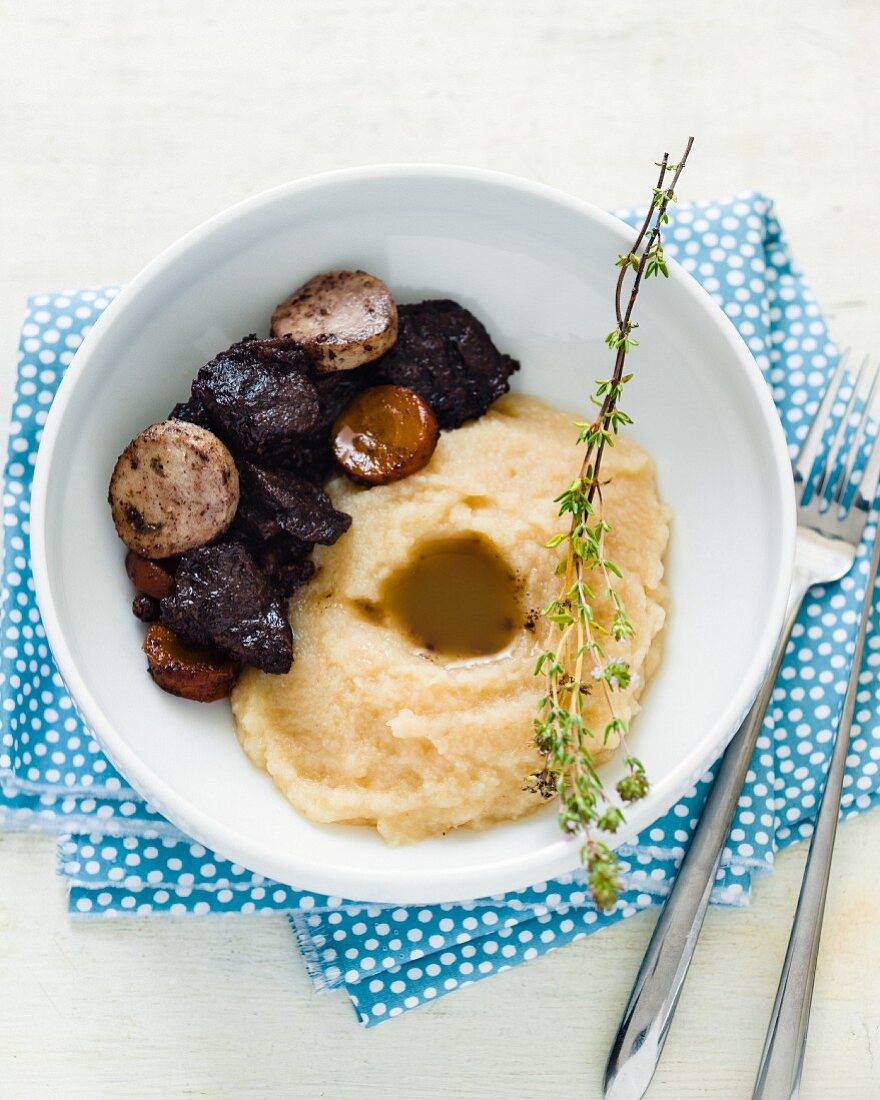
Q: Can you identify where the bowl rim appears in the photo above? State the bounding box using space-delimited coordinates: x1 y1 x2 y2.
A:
30 163 796 903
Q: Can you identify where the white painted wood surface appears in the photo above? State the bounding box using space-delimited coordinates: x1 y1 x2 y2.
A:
1 2 878 1096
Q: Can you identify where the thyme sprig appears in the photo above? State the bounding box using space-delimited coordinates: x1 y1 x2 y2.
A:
528 138 694 910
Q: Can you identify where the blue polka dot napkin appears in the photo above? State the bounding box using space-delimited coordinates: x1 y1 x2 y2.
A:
2 192 879 1027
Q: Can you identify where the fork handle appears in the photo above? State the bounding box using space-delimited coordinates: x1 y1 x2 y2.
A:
751 735 847 1100
753 522 880 1100
604 573 812 1100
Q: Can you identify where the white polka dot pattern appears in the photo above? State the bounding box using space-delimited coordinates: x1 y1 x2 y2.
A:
2 194 879 1028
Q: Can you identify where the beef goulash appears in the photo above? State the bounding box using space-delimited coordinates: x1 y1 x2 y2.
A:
108 271 519 701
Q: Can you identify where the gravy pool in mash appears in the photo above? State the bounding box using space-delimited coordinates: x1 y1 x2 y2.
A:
231 394 670 843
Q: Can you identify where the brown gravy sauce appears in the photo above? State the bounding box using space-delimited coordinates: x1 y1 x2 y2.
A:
357 535 521 659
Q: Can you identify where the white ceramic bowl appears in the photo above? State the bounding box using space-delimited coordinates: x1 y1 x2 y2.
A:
31 166 794 904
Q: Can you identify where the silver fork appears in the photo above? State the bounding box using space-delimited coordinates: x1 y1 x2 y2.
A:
604 352 880 1100
754 363 880 1098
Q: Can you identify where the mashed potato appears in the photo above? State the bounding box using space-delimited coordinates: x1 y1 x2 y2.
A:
232 394 669 843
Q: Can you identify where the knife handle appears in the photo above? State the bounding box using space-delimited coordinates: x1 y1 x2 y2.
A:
603 575 811 1100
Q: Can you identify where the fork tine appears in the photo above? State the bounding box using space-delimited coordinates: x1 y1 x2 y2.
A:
793 349 849 489
853 394 880 514
832 358 880 505
816 354 868 502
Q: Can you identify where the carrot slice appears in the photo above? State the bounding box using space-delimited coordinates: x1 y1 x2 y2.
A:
331 385 439 486
142 623 238 703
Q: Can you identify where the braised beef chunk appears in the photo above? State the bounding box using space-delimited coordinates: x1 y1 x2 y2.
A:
252 366 376 483
169 339 315 432
258 434 338 484
169 393 213 429
254 534 317 597
192 347 320 455
230 523 313 567
311 364 376 432
161 542 293 673
240 462 351 545
230 491 284 543
376 300 519 429
229 492 315 556
223 334 317 374
227 501 316 596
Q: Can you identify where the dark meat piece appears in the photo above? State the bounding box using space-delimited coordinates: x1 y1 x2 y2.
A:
169 338 314 434
161 542 293 674
192 345 320 455
169 392 212 430
375 300 519 429
186 343 377 482
257 434 338 484
253 534 317 597
224 334 317 374
230 492 287 543
230 495 316 555
225 527 315 598
132 593 160 622
311 364 377 433
256 365 377 482
240 461 351 545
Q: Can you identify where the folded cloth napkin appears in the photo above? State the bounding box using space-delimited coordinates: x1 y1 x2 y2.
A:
2 192 879 1027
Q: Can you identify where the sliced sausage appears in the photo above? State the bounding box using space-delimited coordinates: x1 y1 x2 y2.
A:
331 384 439 485
271 270 398 372
142 623 238 703
109 421 239 559
125 550 176 598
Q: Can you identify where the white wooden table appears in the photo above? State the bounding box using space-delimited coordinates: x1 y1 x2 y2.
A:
1 3 878 1096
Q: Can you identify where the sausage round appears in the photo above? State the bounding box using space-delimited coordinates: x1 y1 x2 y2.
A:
109 420 239 559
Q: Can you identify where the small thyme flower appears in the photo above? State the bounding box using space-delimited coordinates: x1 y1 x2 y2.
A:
527 138 694 910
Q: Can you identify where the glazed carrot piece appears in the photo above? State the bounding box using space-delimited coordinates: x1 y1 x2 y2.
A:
332 385 439 486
